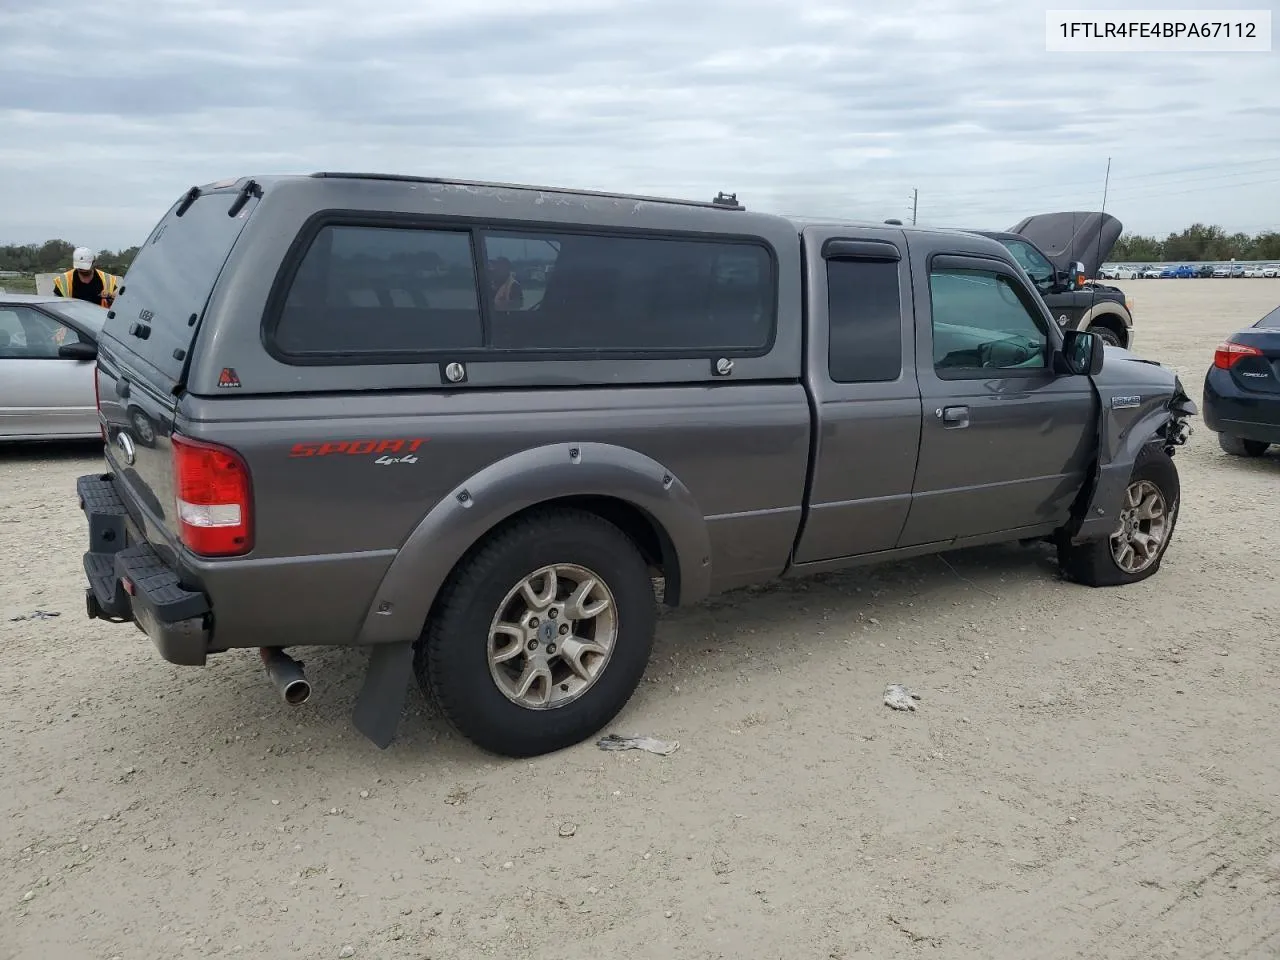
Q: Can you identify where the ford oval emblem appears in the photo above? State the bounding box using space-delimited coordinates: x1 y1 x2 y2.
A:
117 431 136 466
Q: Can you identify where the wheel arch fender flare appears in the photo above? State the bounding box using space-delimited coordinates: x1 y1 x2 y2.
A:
354 442 712 647
1081 303 1131 331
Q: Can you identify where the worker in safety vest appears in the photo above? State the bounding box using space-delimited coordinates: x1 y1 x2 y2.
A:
53 247 121 307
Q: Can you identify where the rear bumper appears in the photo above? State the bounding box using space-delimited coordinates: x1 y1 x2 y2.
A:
1202 370 1280 444
77 473 212 666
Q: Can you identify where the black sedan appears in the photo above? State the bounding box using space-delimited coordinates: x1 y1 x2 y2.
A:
1203 303 1280 457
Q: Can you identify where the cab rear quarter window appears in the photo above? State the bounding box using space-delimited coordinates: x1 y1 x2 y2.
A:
825 258 903 383
265 219 779 362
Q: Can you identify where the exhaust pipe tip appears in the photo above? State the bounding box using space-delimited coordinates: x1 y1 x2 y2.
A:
281 677 311 705
260 647 311 706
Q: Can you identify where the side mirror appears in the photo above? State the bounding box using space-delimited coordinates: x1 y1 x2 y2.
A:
1060 329 1104 376
1069 260 1088 290
58 340 98 362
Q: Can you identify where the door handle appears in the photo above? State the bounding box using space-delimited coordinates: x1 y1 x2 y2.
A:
937 405 969 428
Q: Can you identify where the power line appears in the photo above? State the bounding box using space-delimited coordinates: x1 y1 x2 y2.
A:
908 165 1280 216
918 155 1280 202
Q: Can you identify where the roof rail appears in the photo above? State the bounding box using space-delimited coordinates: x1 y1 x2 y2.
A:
309 172 746 212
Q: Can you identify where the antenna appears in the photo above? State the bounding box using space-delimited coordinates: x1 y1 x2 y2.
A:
1085 157 1112 324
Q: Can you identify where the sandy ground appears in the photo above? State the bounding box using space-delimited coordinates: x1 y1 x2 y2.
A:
3 279 1279 960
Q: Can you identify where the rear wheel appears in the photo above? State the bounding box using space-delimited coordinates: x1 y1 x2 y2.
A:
416 508 656 757
1058 445 1179 587
1218 433 1270 457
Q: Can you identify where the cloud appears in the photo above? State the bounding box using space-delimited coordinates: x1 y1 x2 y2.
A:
0 0 1276 248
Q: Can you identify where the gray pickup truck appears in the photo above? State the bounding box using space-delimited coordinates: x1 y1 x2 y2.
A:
77 174 1195 757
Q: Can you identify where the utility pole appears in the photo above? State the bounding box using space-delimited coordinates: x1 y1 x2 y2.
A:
911 188 918 225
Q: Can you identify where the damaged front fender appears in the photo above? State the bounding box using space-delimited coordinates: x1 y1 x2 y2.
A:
1068 350 1195 544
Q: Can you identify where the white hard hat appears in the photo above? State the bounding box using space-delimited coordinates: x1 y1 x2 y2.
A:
72 247 94 270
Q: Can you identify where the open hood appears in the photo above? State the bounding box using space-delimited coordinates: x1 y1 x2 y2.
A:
1007 211 1123 280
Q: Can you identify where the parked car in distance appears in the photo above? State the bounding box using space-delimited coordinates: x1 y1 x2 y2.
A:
0 294 107 441
76 173 1197 758
1212 264 1232 278
1196 264 1215 278
975 212 1135 348
1203 302 1280 457
1231 264 1247 278
1140 265 1163 278
1264 265 1280 278
1099 264 1139 280
1242 265 1266 278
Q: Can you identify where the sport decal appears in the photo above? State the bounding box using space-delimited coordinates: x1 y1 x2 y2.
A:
289 438 430 462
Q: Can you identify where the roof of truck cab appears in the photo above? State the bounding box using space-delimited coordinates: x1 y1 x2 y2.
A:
783 216 1014 253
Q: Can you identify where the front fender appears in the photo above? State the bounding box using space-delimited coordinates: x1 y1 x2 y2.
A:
354 442 712 646
1071 376 1185 543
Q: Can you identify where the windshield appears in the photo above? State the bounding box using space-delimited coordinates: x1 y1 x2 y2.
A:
1255 306 1280 329
47 298 109 333
1000 238 1055 288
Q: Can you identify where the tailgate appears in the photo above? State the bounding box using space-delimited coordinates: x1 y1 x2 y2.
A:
98 183 259 546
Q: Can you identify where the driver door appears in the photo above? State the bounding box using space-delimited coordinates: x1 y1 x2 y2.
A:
896 249 1096 547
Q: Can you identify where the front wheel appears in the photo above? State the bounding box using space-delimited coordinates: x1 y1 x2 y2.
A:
1058 445 1180 587
1089 324 1123 347
416 508 657 757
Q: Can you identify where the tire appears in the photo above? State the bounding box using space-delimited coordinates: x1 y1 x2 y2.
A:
1089 324 1123 348
1217 433 1270 457
1057 445 1180 587
130 409 156 447
416 508 657 758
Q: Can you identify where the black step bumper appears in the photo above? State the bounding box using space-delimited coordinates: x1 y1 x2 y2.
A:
77 474 212 666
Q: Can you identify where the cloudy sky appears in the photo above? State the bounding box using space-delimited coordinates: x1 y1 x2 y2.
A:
1 0 1277 250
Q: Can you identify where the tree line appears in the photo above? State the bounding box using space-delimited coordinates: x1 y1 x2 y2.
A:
0 240 139 275
1112 224 1280 262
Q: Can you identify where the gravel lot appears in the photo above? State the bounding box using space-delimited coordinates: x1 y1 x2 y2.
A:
3 280 1279 960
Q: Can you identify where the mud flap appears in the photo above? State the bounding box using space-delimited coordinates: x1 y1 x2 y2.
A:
352 641 414 749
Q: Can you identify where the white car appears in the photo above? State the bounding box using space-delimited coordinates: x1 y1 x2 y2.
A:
0 294 107 441
1212 265 1232 278
1264 264 1280 278
1139 265 1162 279
1243 265 1266 278
1100 264 1139 280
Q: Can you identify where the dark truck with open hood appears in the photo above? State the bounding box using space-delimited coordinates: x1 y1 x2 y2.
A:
76 175 1194 758
976 211 1135 349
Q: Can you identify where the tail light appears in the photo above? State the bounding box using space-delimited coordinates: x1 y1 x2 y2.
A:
1214 340 1263 369
171 434 253 556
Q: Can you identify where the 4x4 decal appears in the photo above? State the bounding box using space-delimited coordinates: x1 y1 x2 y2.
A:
289 438 429 460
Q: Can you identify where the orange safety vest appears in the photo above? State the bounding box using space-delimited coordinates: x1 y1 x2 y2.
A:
54 268 120 307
